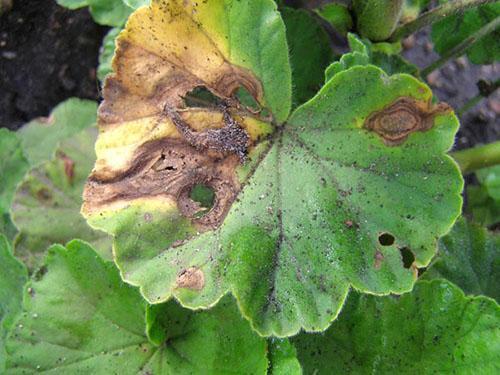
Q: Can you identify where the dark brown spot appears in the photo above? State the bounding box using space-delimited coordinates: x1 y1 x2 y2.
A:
58 151 75 184
399 247 415 269
365 97 451 145
176 267 204 290
378 232 395 246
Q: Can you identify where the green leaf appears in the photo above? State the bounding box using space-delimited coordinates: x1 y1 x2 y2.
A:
423 217 499 302
466 165 500 227
98 27 122 82
0 130 29 238
85 61 463 337
55 0 88 10
88 0 133 27
325 34 417 81
477 164 500 201
0 235 28 372
314 3 353 35
281 7 334 108
123 0 149 9
268 338 302 375
11 127 112 270
353 0 404 41
292 279 500 374
17 98 97 168
401 0 430 23
431 2 500 65
4 241 268 374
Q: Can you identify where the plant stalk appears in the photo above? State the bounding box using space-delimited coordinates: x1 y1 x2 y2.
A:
420 15 500 76
451 141 500 174
389 0 496 41
457 79 500 116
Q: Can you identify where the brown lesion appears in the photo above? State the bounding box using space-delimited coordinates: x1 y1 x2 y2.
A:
175 267 205 290
364 97 451 146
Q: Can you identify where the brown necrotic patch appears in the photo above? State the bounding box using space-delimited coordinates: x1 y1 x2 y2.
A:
365 97 451 146
83 136 241 230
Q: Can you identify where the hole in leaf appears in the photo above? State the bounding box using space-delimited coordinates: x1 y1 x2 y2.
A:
378 232 395 246
189 184 215 218
183 86 223 108
399 247 415 269
235 86 260 112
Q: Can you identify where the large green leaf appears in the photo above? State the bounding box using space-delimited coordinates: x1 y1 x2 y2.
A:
431 2 500 65
281 7 334 108
293 279 500 374
17 98 97 168
11 128 112 270
268 338 301 375
0 235 28 372
5 241 268 374
423 217 499 301
83 0 462 337
0 130 29 238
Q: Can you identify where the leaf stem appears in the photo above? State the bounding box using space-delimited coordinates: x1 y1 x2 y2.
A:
420 15 500 76
451 141 500 174
389 0 496 41
457 79 500 116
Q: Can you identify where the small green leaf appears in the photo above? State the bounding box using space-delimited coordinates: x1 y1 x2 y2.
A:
292 279 500 374
281 7 334 108
56 0 88 10
477 164 500 201
88 0 133 27
325 34 417 81
431 2 500 65
268 338 302 375
0 235 27 372
0 129 29 238
401 0 430 23
423 217 499 302
98 27 122 81
4 241 268 374
12 127 112 270
123 0 149 9
17 98 97 168
314 3 353 35
466 184 500 227
353 0 404 41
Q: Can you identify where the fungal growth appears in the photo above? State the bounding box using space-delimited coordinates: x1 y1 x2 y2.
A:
365 97 451 145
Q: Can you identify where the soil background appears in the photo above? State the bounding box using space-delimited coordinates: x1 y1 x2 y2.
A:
0 0 498 150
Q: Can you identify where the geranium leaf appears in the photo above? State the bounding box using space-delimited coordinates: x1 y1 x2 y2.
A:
477 164 500 201
83 0 462 337
55 0 89 10
11 128 112 270
98 27 122 82
0 130 29 238
431 2 500 65
123 0 149 9
268 338 301 375
423 217 499 301
0 235 27 372
5 241 268 374
17 98 97 168
314 3 353 35
292 279 500 374
466 165 500 227
88 0 133 27
281 7 334 108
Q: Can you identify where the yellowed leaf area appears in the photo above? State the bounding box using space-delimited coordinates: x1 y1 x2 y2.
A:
83 0 273 230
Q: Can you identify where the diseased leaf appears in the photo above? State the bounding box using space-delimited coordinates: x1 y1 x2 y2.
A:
4 241 268 374
292 280 500 374
314 3 353 35
0 235 28 372
268 338 302 375
12 128 112 270
281 7 334 108
98 27 122 82
431 2 500 65
0 130 29 239
423 217 499 301
325 34 417 81
83 0 462 337
17 99 97 168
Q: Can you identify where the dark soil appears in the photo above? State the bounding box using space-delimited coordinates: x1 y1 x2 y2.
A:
0 0 107 130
